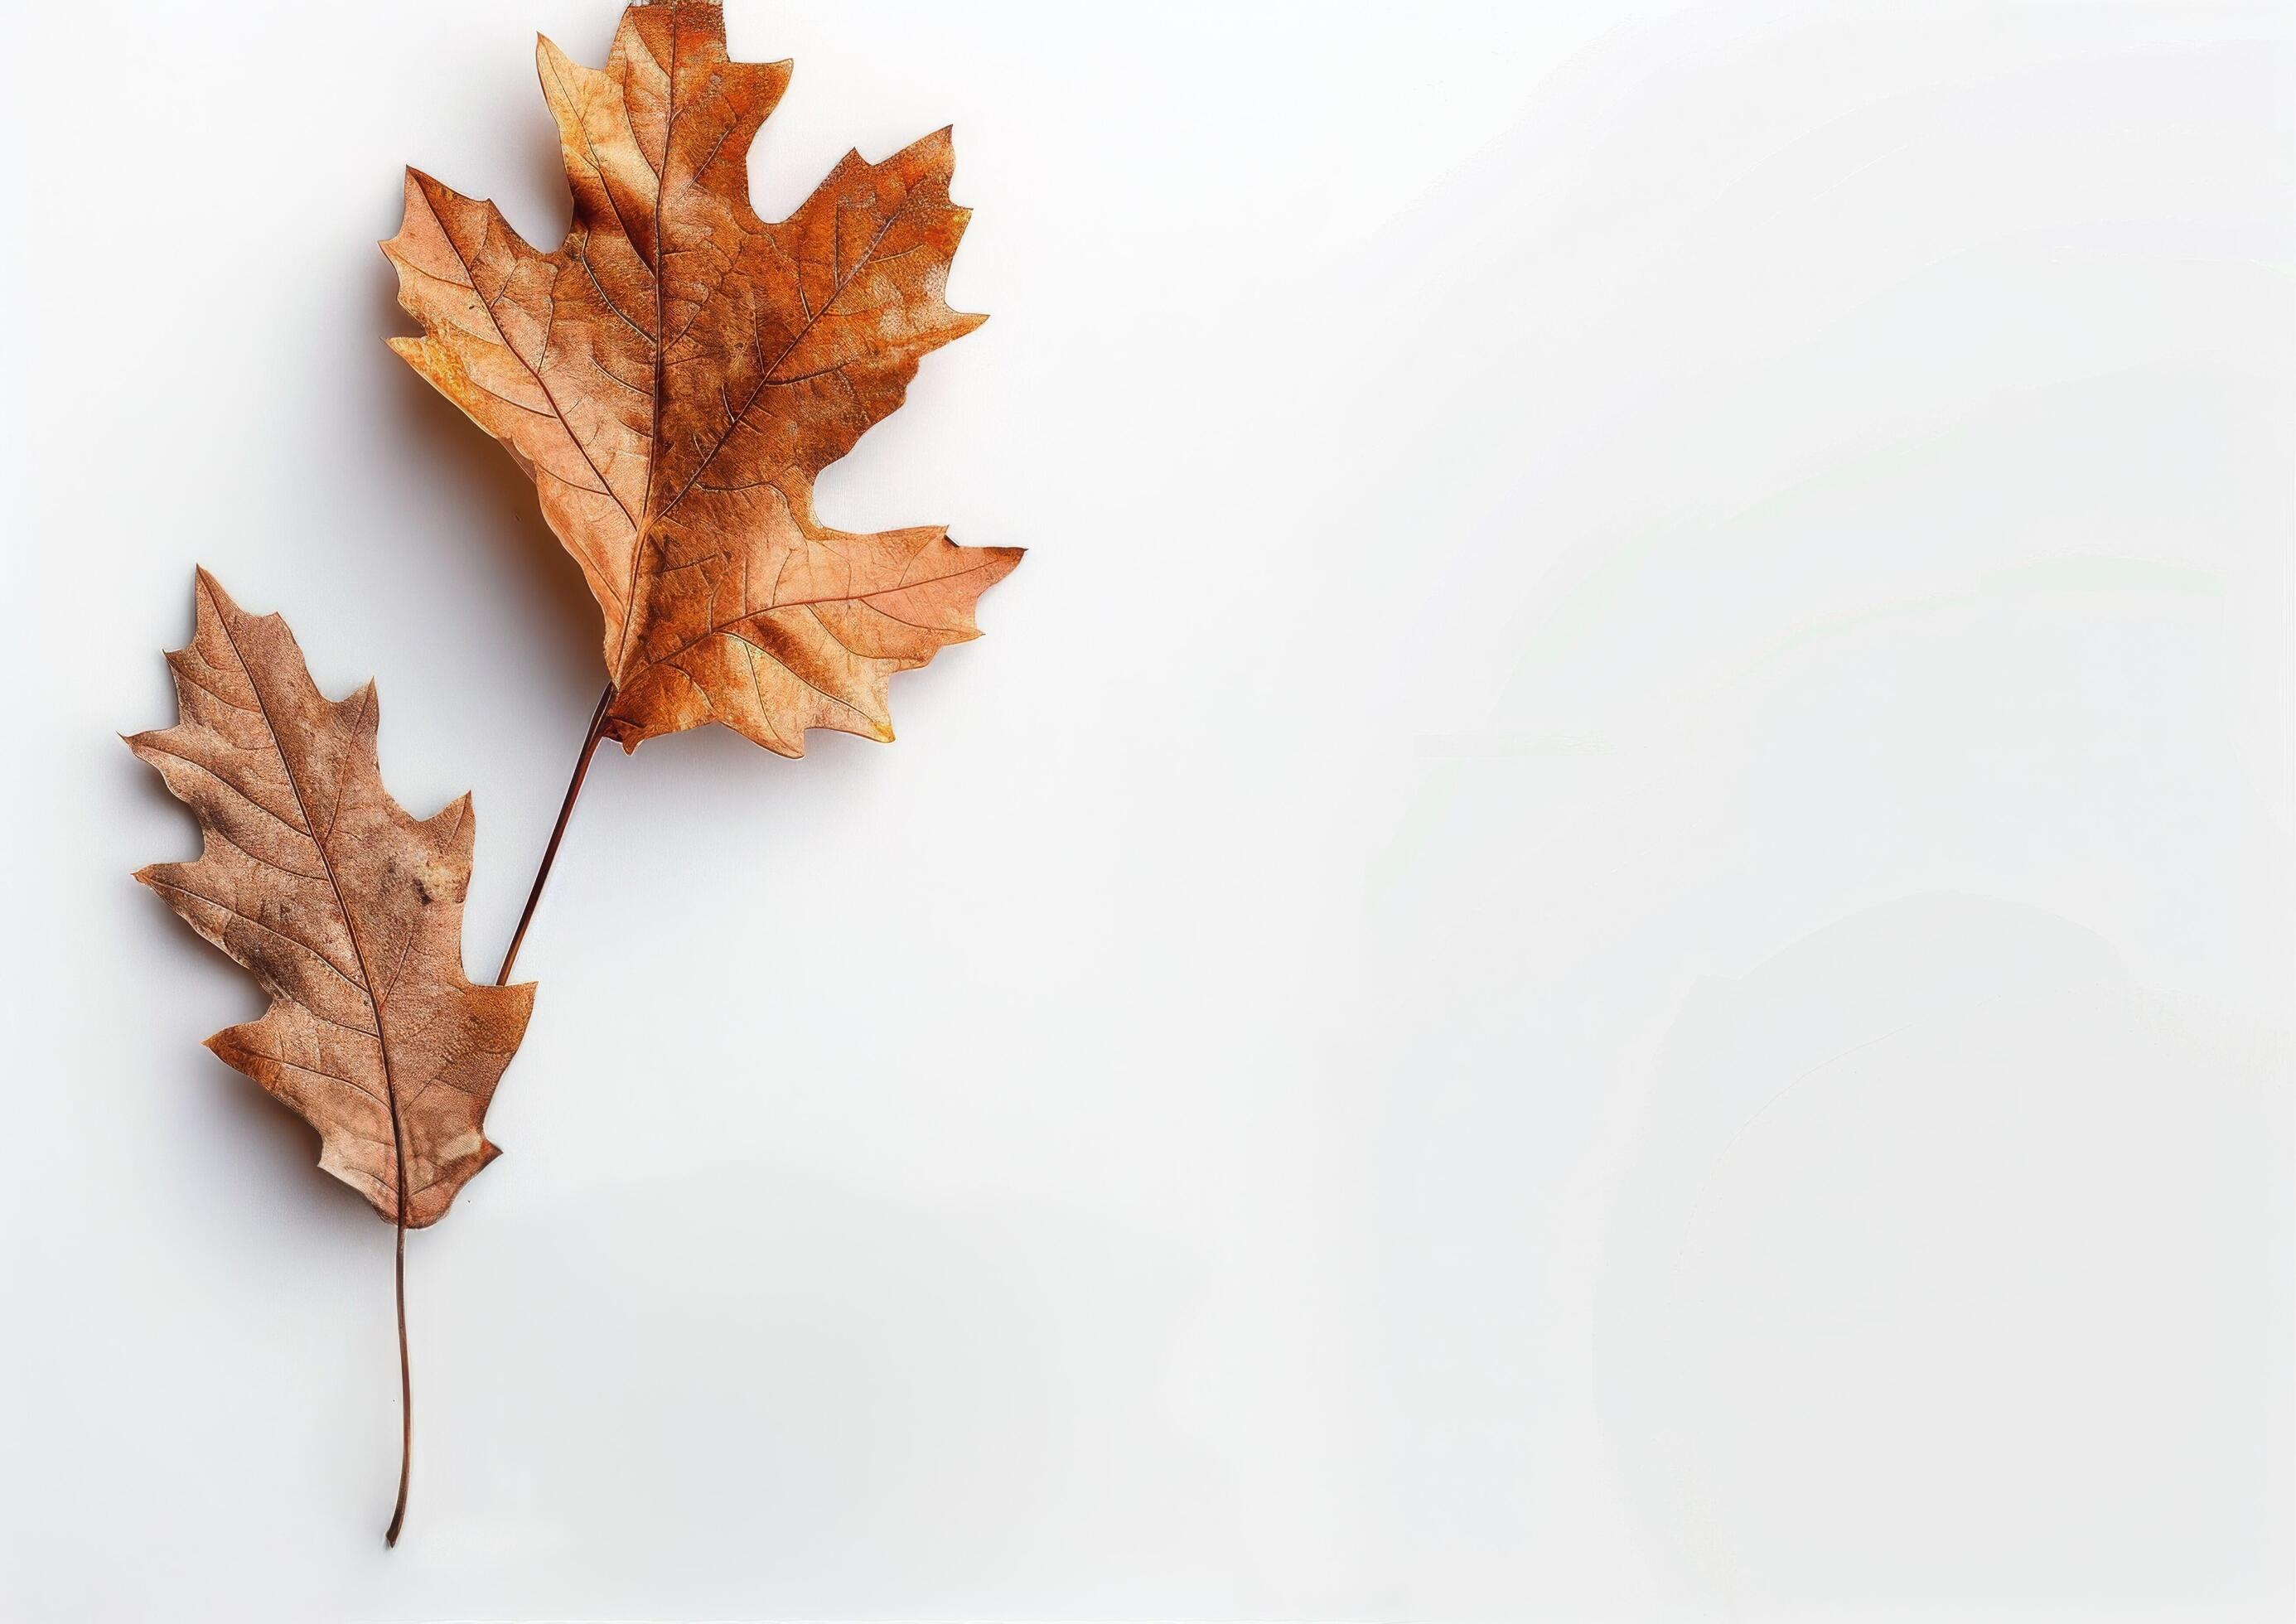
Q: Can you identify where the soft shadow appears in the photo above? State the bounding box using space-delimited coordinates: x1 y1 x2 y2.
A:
118 726 188 821
125 911 365 1228
630 710 887 795
201 1048 381 1235
365 194 600 698
369 371 601 690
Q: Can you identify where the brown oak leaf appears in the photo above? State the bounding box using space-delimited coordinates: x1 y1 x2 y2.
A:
384 0 1022 756
130 572 535 1230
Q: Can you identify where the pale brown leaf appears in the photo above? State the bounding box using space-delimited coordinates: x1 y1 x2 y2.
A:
130 572 535 1228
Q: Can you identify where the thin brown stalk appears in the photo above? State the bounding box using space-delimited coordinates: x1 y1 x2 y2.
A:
498 684 617 986
385 1211 411 1546
382 682 616 1549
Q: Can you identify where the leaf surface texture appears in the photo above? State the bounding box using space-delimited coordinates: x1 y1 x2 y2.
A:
131 573 534 1227
386 0 1021 755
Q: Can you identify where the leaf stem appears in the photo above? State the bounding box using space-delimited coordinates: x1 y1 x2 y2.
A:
379 684 616 1550
385 1212 412 1547
498 684 618 986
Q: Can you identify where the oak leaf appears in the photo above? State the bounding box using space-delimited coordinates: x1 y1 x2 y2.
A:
130 572 535 1230
384 0 1021 756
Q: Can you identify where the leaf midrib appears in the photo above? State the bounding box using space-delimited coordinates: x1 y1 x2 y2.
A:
205 578 408 1225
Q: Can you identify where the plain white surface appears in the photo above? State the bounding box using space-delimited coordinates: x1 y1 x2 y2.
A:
2 0 2290 1619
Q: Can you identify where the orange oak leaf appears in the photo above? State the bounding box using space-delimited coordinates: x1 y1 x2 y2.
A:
384 0 1021 756
130 572 535 1231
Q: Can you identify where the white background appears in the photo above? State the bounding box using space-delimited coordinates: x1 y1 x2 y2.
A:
1 0 2289 1619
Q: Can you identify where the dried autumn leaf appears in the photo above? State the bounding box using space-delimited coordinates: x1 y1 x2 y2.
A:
385 0 1021 756
130 572 535 1231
